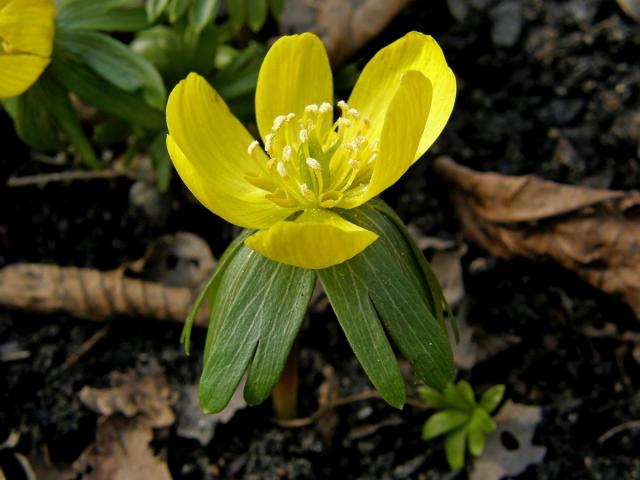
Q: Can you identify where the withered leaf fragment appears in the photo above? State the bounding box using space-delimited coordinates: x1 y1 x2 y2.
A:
434 156 640 318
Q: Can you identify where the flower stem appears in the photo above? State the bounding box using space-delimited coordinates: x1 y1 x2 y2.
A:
272 340 299 419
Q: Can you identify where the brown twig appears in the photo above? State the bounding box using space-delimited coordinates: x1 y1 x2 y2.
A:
62 325 110 370
272 390 428 427
598 420 640 443
7 169 130 187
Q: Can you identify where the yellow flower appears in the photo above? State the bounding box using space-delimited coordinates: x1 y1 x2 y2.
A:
166 32 456 269
0 0 56 98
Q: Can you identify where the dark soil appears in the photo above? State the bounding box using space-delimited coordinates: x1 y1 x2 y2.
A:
2 0 640 478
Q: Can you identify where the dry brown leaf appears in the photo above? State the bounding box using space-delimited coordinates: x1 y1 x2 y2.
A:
73 416 172 480
126 232 215 288
175 378 247 446
616 0 640 22
452 307 521 370
0 232 214 325
73 369 175 479
79 370 176 428
280 0 413 65
471 400 546 480
434 156 640 318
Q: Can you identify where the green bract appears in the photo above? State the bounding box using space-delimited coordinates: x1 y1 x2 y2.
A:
182 199 457 412
420 381 506 470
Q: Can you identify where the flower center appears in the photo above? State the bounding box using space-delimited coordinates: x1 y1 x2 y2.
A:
244 101 379 209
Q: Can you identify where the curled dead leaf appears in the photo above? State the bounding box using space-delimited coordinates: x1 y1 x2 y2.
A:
79 369 176 428
0 232 214 325
434 156 640 319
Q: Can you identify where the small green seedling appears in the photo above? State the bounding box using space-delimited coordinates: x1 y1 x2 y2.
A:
420 381 506 470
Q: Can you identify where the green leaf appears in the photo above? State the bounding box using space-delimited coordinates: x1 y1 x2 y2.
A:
334 201 456 390
247 0 267 32
189 0 219 34
212 42 264 100
268 0 283 18
181 230 251 355
371 199 459 342
468 429 486 457
318 266 406 409
226 0 247 28
200 241 315 412
418 385 447 408
422 410 469 440
445 427 467 470
56 0 148 32
2 74 100 169
168 0 192 22
457 380 475 405
50 47 164 130
479 384 505 414
55 30 166 110
149 133 172 191
442 383 473 411
146 0 170 22
133 24 218 86
468 407 497 434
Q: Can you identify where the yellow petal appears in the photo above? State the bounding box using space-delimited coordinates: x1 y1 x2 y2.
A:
166 73 294 229
0 54 50 97
343 70 431 208
244 209 378 269
0 0 55 98
255 33 332 142
0 0 55 57
348 31 456 161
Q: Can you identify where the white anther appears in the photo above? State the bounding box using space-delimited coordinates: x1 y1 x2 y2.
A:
367 153 378 165
276 161 287 177
319 102 332 113
306 157 321 170
348 108 360 117
282 145 292 162
348 159 360 169
337 100 348 109
299 129 308 143
272 115 286 131
286 113 296 121
304 104 318 113
300 183 311 196
247 140 260 156
343 142 356 152
265 133 274 152
337 118 351 127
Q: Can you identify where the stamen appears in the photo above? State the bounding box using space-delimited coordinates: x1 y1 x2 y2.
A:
282 145 292 162
272 115 286 131
247 140 260 156
244 103 378 210
306 157 321 170
265 133 274 152
300 183 312 197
